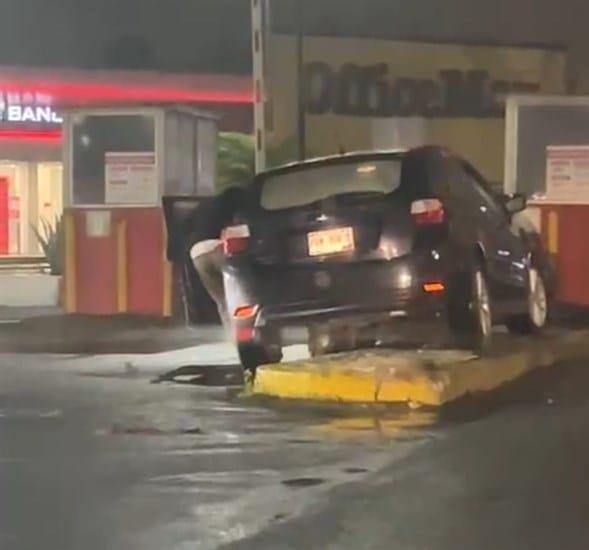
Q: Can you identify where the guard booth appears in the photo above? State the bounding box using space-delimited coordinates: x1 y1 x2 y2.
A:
505 95 589 307
62 107 217 317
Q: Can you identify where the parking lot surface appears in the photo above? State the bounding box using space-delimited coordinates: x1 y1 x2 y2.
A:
3 345 589 549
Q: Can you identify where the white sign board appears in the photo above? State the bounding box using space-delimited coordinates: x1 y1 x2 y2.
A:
85 210 111 238
105 152 158 205
546 146 589 203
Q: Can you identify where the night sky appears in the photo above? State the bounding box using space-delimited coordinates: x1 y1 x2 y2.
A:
0 0 586 81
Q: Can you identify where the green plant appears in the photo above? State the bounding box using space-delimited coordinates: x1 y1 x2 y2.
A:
32 216 63 275
217 132 256 190
217 133 316 191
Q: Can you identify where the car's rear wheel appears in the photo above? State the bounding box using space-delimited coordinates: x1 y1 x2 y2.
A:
506 267 548 334
308 325 359 357
448 267 493 353
238 343 282 373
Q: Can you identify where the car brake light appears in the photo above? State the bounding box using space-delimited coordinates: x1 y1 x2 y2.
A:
223 224 250 255
236 327 255 342
234 304 258 320
411 199 445 225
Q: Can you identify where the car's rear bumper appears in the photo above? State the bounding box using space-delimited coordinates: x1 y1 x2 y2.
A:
254 292 445 328
225 252 449 333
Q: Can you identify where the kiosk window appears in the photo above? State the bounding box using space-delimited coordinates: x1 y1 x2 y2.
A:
72 115 156 205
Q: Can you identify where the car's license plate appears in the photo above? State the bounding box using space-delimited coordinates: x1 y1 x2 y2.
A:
307 227 355 257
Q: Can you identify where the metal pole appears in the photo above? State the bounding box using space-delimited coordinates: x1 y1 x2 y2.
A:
252 0 267 172
296 0 306 161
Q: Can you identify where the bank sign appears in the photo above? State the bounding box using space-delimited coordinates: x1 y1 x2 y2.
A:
304 63 541 118
0 91 63 128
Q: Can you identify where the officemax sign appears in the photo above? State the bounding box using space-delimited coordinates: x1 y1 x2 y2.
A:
304 62 540 118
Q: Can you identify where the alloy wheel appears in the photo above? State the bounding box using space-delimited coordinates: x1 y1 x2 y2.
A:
474 270 492 337
529 268 548 328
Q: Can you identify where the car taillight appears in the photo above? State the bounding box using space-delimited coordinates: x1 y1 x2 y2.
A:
234 304 258 320
223 224 250 255
236 327 255 343
411 199 445 225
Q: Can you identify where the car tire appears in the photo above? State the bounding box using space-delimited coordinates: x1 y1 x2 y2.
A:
308 325 358 357
238 337 283 373
506 266 549 335
448 267 493 353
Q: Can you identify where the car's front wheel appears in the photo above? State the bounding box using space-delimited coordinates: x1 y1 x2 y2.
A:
506 267 548 335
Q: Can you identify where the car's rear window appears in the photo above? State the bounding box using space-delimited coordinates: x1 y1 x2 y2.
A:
260 159 402 211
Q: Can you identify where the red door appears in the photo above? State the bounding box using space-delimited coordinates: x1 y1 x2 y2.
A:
0 178 8 255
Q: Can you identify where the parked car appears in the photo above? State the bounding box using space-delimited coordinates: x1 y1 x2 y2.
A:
167 146 554 370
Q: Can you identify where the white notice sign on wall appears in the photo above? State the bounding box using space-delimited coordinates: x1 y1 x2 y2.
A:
105 152 158 205
546 146 589 203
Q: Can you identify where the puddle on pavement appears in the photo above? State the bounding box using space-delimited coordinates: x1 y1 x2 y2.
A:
282 477 326 489
306 409 439 444
152 363 244 387
99 425 205 437
78 363 244 385
220 387 443 445
343 467 369 474
91 362 442 449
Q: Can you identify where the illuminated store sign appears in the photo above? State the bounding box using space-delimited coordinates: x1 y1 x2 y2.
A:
0 91 63 127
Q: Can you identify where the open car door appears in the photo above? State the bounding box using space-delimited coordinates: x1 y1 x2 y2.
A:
162 196 211 263
162 195 219 323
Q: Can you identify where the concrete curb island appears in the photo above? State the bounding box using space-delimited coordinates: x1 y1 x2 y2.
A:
253 331 589 406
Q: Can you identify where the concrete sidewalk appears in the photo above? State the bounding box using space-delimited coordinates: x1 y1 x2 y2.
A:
0 308 225 354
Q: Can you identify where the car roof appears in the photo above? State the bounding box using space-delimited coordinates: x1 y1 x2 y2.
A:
256 146 449 180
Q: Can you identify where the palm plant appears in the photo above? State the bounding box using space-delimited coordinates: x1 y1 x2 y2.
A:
217 132 256 190
32 216 63 275
217 132 310 191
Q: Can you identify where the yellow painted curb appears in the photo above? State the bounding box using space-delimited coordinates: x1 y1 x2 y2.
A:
253 332 589 406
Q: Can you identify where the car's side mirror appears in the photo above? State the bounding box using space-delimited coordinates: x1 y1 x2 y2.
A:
504 193 527 215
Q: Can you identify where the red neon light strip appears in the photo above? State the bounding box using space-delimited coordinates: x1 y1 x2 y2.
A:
0 129 62 142
0 80 254 105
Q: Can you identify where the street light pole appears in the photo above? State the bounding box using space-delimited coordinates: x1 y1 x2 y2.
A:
296 0 306 161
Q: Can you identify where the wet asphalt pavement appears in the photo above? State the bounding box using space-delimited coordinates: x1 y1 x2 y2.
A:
3 347 589 549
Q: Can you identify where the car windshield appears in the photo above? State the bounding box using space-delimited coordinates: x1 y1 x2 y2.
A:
260 159 402 210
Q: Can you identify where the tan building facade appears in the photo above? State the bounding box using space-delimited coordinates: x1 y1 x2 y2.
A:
262 35 566 184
